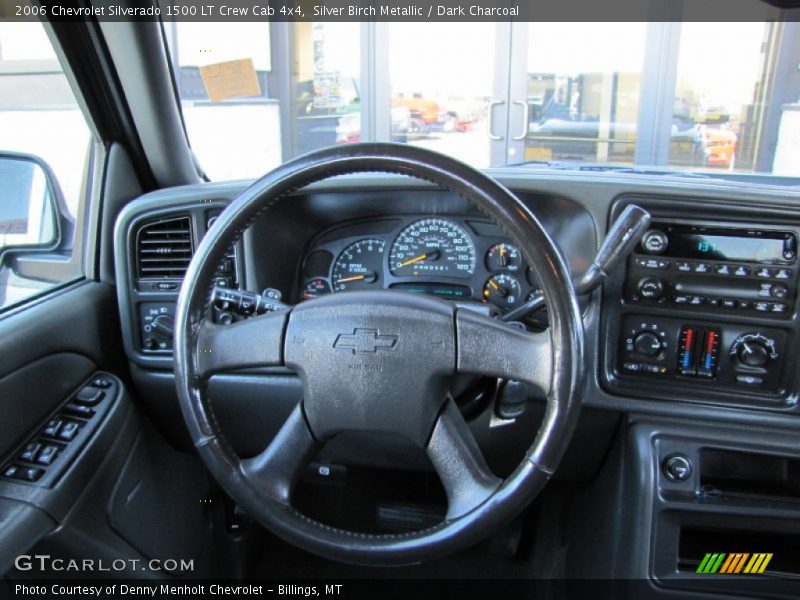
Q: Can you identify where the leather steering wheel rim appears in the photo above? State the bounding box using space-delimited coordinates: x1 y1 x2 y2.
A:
174 143 585 565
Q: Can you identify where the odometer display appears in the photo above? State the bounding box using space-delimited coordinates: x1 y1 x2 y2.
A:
390 218 476 278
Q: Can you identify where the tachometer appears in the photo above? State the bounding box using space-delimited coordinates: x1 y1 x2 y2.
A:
332 239 385 292
389 218 476 278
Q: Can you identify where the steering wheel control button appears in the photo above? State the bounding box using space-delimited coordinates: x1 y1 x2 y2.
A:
74 386 104 406
663 454 693 482
641 229 669 254
57 421 81 442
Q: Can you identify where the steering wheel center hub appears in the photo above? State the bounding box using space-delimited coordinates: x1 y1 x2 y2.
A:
284 291 456 446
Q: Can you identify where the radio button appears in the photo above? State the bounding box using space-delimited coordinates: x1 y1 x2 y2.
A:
771 303 788 313
756 267 774 279
637 277 663 300
642 229 669 254
775 268 791 280
755 301 771 312
636 258 670 270
693 263 711 274
737 300 751 310
733 266 750 277
676 261 692 272
721 298 737 309
715 264 732 276
736 374 764 386
688 296 704 305
771 284 789 299
674 295 689 305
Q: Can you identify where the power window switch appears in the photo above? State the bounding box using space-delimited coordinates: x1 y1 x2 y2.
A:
63 404 95 419
74 386 104 407
3 465 20 478
36 445 59 466
19 442 41 463
57 421 81 442
15 467 44 482
42 419 63 438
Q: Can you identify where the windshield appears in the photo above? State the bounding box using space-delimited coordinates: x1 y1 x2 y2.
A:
165 21 800 181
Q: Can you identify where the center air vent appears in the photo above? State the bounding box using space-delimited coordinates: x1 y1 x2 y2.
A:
135 216 193 279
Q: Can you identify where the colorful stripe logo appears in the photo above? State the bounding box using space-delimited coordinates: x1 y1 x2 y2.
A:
697 553 773 574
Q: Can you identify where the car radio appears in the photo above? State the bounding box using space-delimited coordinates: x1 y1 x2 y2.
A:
624 223 798 318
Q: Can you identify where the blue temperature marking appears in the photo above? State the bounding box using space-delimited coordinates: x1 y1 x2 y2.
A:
704 353 713 370
682 350 691 369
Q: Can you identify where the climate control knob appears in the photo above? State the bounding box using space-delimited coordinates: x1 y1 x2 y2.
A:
730 333 778 369
738 342 769 367
634 331 662 357
637 277 664 300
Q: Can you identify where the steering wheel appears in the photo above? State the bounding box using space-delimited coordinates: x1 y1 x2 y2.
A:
174 143 584 565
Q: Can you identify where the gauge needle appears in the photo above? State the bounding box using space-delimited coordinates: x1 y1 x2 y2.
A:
498 244 508 266
488 279 500 291
399 251 439 268
336 275 366 284
336 272 377 285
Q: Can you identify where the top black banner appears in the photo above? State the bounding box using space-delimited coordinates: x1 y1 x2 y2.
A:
1 0 800 22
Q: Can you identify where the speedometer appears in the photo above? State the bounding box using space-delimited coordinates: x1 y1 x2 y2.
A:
389 218 476 278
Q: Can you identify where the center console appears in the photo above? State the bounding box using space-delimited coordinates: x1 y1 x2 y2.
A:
602 196 800 409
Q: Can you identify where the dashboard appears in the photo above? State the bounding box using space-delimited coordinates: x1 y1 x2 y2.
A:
112 174 800 421
296 215 541 313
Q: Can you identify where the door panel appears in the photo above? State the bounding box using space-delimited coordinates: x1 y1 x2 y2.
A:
0 282 124 457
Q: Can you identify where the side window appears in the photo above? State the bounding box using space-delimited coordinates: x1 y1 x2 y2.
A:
0 22 93 310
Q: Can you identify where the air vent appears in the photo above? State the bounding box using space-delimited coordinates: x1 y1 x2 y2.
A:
135 216 193 279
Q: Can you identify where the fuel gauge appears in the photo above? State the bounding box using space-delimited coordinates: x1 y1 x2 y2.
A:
483 273 522 309
302 278 331 299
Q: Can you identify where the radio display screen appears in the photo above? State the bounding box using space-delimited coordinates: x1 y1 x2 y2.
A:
667 228 792 263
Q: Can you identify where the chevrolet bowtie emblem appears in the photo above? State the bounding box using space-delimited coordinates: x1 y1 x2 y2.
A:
334 328 398 354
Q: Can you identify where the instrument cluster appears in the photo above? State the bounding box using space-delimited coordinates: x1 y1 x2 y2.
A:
298 216 541 313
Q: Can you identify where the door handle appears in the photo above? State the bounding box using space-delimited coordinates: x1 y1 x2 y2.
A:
487 100 505 140
512 100 530 141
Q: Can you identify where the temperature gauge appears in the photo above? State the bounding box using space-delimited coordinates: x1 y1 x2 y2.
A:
302 278 331 299
483 273 522 309
486 243 522 272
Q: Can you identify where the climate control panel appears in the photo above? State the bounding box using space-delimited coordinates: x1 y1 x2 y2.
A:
617 315 787 392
